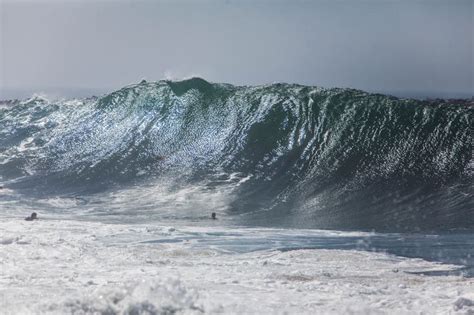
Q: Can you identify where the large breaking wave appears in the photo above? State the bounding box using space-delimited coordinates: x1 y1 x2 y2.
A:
0 78 472 231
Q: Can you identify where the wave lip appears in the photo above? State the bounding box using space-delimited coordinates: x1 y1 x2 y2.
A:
0 78 472 232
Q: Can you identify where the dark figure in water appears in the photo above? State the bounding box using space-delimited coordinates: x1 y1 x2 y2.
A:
25 212 38 221
211 212 217 220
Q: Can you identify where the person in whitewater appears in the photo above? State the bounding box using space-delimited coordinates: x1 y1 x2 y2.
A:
25 212 38 221
211 212 217 220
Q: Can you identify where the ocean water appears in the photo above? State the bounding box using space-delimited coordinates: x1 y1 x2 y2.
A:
0 78 473 313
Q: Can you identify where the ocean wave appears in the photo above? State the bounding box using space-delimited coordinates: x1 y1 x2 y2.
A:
0 78 472 231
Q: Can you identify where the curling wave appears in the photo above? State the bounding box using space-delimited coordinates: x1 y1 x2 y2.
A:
0 78 472 231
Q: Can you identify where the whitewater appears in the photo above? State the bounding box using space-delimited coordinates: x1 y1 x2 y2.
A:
1 78 473 314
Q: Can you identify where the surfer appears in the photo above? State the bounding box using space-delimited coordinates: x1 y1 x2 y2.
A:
25 212 38 221
211 212 217 220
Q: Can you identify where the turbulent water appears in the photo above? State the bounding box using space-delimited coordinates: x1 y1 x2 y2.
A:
0 78 472 232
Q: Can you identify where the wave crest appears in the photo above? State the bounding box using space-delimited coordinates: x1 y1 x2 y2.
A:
0 78 472 231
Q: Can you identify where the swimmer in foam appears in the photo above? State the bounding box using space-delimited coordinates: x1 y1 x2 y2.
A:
25 212 38 221
211 212 217 220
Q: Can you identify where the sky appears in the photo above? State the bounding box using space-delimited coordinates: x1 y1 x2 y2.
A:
0 0 472 99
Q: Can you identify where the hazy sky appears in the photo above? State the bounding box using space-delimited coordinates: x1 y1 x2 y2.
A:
0 0 472 99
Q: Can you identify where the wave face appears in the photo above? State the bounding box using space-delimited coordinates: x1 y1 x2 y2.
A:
0 78 472 231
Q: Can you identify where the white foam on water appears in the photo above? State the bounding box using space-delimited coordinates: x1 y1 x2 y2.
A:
0 218 473 314
54 278 202 315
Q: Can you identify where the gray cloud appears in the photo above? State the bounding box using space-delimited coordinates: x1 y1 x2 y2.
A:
1 0 472 99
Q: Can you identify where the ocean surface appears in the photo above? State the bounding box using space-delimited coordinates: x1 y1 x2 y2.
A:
0 78 473 313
